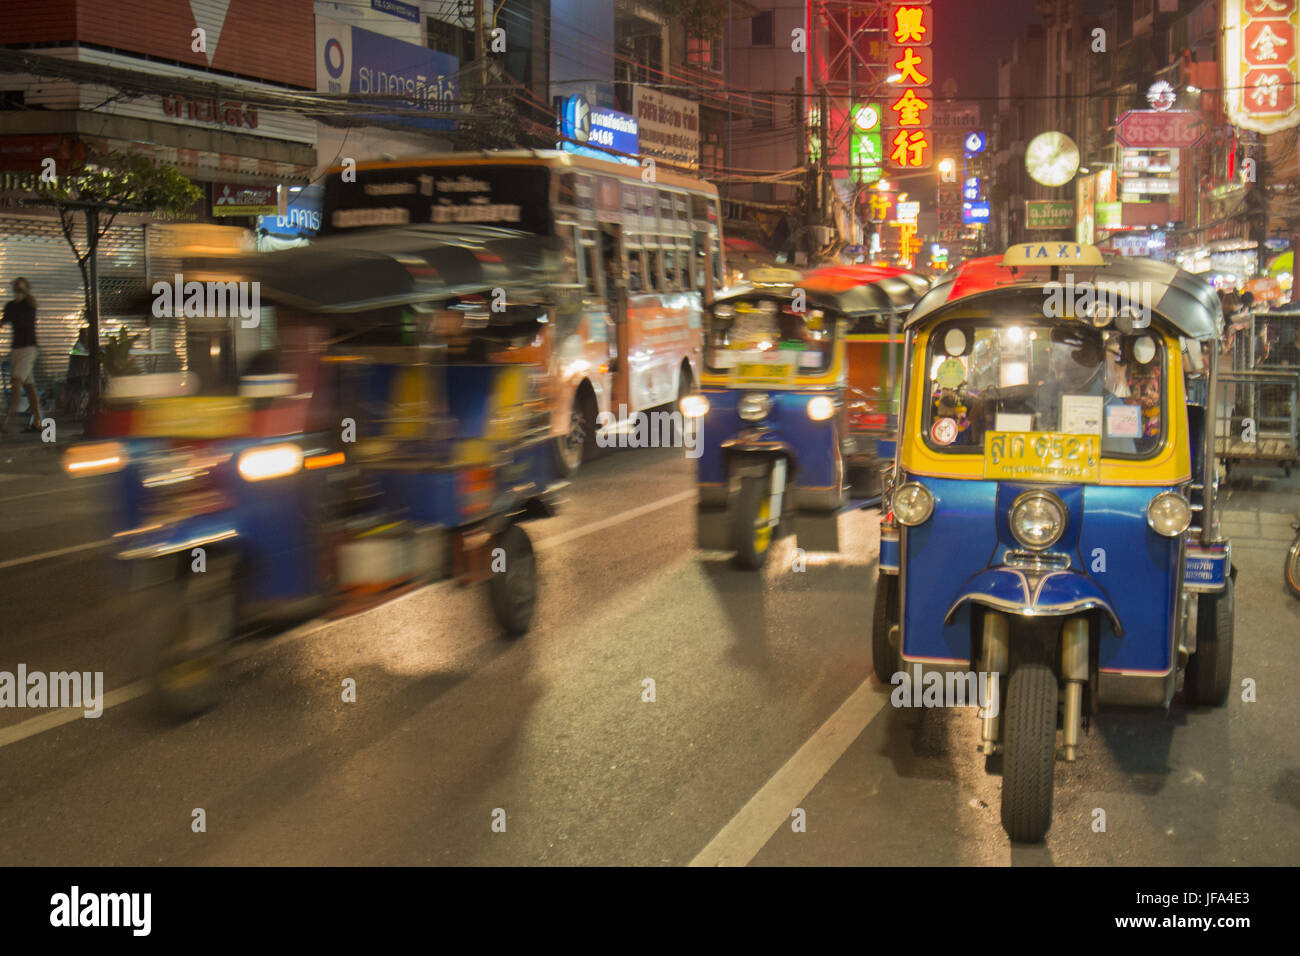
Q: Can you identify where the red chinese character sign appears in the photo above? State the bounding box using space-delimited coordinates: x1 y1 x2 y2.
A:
1225 0 1300 133
887 1 933 170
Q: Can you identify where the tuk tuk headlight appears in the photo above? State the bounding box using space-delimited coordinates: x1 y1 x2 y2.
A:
680 394 710 419
237 443 303 481
807 395 835 421
739 392 772 421
1147 491 1192 537
63 441 126 476
1010 490 1067 550
893 482 934 527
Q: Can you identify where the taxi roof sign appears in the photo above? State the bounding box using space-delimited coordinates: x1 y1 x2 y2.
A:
1002 242 1105 267
748 267 804 285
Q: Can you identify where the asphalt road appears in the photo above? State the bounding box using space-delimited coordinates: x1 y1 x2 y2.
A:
0 435 1297 865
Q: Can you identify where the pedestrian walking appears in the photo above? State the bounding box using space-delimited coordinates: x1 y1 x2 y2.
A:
2 276 44 433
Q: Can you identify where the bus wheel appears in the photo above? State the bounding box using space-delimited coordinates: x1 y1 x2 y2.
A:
1185 576 1234 706
732 474 775 570
489 524 537 636
1000 662 1058 843
557 388 597 475
871 573 900 683
148 561 236 722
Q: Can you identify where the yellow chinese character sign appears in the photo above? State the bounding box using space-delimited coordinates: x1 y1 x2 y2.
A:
1223 0 1300 132
887 0 933 169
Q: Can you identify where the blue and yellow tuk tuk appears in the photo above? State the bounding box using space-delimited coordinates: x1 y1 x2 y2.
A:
64 226 563 719
876 242 1234 842
686 267 923 568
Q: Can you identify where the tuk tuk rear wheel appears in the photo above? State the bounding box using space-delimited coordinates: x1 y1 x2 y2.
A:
1185 576 1234 707
1284 532 1300 599
148 564 236 722
871 574 900 683
1000 662 1058 843
489 523 537 637
732 474 775 570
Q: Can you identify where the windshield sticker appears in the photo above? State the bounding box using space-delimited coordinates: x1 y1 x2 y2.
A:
1106 404 1141 438
935 357 965 388
931 417 959 445
1060 394 1103 435
995 412 1033 432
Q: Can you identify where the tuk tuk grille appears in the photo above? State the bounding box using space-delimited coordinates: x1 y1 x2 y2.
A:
1004 550 1070 572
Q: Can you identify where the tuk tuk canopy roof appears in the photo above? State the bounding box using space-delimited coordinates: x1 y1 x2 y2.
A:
719 264 927 318
191 225 560 313
906 254 1224 341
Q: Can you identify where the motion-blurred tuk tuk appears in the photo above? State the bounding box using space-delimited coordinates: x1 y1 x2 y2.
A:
877 242 1233 842
65 226 564 719
684 266 923 568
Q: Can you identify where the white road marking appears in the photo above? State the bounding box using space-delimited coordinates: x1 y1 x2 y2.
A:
0 484 85 503
0 488 699 746
533 489 693 551
0 539 112 570
689 677 889 867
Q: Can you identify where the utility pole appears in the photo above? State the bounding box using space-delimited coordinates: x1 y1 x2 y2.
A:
819 87 830 229
474 0 487 93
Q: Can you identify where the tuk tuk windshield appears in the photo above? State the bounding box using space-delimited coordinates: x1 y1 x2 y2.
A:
922 320 1165 457
705 298 834 375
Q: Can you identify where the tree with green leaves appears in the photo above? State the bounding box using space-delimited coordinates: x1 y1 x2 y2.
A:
33 150 202 418
655 0 729 41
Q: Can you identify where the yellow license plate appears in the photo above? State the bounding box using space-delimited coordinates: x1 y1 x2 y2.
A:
734 362 793 383
983 431 1100 483
135 397 252 438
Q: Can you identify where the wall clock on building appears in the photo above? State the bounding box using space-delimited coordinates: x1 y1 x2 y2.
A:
1025 131 1080 187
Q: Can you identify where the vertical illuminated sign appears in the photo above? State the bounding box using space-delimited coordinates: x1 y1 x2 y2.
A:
887 3 934 170
1224 0 1300 133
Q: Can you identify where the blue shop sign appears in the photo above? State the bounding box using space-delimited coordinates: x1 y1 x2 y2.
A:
318 19 458 131
557 95 638 162
257 184 324 238
371 0 420 22
962 201 990 224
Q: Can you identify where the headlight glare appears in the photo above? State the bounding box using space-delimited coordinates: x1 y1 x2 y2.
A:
1010 491 1067 550
63 441 126 476
893 481 934 527
680 394 710 419
1147 491 1191 536
237 443 303 481
807 395 835 421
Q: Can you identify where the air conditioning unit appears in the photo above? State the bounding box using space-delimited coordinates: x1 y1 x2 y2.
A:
810 225 835 246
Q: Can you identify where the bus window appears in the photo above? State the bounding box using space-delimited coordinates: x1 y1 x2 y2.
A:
646 250 662 292
677 240 693 289
712 246 723 287
554 222 581 286
659 190 675 228
623 184 639 225
627 248 645 293
675 194 690 228
641 186 657 229
580 229 600 296
662 249 677 292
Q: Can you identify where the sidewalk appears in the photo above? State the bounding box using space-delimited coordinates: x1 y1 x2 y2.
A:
0 420 85 475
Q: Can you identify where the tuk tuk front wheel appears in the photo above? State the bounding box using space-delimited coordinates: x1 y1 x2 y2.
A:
489 523 537 637
871 574 900 683
1185 576 1234 706
732 474 775 570
147 563 236 722
1000 662 1058 843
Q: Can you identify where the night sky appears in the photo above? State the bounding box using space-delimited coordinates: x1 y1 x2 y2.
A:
931 0 1044 100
